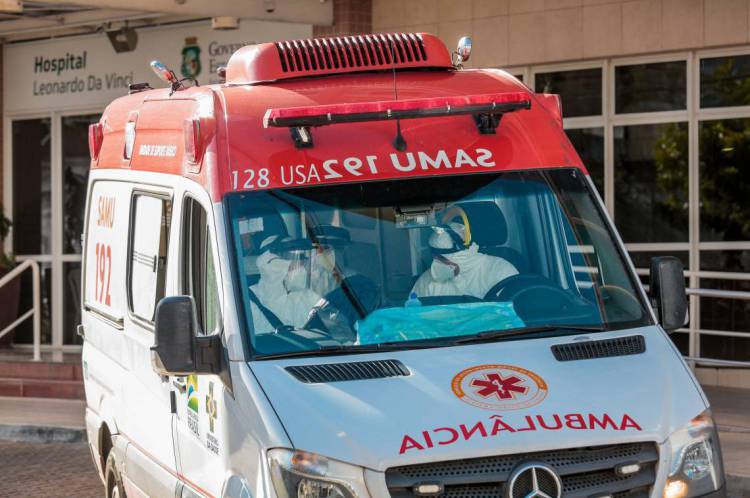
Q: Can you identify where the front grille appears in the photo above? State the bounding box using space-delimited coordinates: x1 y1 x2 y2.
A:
385 442 658 498
274 33 427 73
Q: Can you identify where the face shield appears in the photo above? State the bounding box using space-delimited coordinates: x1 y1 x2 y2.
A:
428 214 472 282
237 212 289 277
257 236 314 293
309 225 352 275
312 246 337 273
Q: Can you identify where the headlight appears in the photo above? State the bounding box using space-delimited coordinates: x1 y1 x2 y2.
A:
268 449 369 498
664 410 724 498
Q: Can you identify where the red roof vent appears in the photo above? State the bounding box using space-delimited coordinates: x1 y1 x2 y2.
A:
226 33 452 84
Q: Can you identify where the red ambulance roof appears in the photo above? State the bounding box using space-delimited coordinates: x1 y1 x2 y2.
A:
92 33 585 201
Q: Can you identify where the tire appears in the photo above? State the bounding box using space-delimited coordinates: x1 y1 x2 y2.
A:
105 451 127 498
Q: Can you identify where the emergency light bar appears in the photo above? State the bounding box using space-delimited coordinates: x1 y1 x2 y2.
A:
263 92 532 148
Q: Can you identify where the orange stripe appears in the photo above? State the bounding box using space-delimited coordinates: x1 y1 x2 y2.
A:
119 431 216 498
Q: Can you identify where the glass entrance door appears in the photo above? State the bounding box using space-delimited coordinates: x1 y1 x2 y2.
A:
10 118 52 347
61 114 99 346
7 112 100 353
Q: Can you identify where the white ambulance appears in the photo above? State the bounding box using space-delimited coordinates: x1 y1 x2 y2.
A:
80 34 725 498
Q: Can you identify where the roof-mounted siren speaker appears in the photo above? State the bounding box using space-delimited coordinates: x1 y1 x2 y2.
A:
150 60 177 84
150 60 182 93
452 36 472 69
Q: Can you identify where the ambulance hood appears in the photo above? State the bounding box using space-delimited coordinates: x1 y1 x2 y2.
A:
250 326 706 471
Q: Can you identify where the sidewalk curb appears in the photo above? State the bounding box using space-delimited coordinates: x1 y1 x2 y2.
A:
0 423 85 443
727 473 750 498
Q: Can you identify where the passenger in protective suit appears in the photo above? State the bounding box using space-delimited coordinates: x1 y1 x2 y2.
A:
248 235 323 333
309 224 354 298
411 221 518 300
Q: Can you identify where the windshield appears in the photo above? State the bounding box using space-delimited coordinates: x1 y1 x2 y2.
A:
226 168 651 358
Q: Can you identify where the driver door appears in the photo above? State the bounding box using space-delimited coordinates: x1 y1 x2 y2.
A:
173 195 226 497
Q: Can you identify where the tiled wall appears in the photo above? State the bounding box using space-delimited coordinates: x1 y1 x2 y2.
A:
373 0 750 68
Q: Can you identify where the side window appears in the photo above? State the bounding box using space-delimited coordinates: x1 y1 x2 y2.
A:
182 198 220 335
129 194 172 322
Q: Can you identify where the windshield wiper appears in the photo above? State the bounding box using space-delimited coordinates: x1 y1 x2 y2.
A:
453 324 606 344
257 341 442 360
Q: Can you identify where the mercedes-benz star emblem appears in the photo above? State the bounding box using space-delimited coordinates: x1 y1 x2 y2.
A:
505 462 562 498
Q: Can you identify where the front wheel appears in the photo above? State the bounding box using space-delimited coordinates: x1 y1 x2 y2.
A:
105 451 126 498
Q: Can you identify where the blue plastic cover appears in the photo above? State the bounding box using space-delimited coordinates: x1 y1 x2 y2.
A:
356 302 524 345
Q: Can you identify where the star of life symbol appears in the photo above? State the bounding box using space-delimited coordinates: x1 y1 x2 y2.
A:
451 364 548 411
470 372 528 400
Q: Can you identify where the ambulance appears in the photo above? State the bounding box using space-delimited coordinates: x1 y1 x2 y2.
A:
80 33 725 498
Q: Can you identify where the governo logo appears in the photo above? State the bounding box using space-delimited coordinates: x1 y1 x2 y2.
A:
452 364 548 411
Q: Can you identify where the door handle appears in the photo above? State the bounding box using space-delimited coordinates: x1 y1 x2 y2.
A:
172 378 187 393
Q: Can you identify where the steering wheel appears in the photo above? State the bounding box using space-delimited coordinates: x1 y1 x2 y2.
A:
304 274 381 341
484 274 585 321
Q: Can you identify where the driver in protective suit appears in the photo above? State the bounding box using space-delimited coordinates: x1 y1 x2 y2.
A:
411 213 518 300
248 235 323 333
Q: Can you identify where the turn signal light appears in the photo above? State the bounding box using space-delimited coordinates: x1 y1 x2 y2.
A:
664 479 688 498
184 118 201 165
88 122 103 160
124 111 138 160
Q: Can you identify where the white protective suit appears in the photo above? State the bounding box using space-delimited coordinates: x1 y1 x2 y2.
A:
249 241 323 333
411 223 518 299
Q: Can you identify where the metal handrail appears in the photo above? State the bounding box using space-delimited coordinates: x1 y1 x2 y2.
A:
682 287 750 368
686 288 750 300
0 259 40 361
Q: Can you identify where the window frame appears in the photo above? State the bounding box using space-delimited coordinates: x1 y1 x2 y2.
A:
531 60 605 121
516 48 750 363
180 193 223 337
126 188 173 329
697 45 750 115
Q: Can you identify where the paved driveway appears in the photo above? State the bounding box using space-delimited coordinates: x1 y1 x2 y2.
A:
0 440 101 497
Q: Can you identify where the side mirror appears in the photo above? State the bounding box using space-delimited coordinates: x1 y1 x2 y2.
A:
649 256 688 332
151 296 222 376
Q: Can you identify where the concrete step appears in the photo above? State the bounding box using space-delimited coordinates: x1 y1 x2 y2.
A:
0 360 82 381
0 377 85 400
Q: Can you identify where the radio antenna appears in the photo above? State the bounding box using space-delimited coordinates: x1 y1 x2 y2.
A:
389 39 407 151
